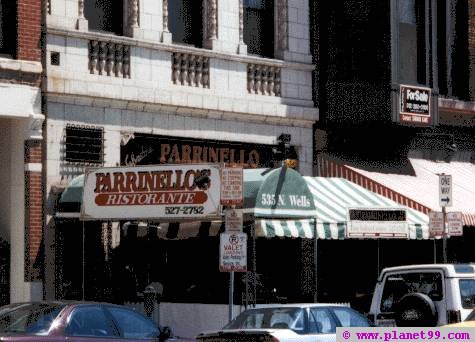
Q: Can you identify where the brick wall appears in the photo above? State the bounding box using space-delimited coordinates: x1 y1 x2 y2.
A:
24 140 43 281
17 0 42 62
469 0 475 50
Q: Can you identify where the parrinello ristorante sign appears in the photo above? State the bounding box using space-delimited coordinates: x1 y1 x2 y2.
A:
80 164 221 220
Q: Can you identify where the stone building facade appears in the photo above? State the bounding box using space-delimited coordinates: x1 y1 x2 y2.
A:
44 0 316 301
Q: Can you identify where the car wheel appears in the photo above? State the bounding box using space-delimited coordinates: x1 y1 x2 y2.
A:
395 293 438 327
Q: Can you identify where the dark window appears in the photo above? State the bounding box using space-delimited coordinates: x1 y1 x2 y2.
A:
84 0 123 35
243 0 274 58
168 0 203 47
65 306 118 337
331 307 370 327
380 272 443 312
459 279 475 309
106 306 159 339
398 0 427 85
65 125 104 165
437 0 447 95
308 308 336 334
0 303 65 335
0 0 17 57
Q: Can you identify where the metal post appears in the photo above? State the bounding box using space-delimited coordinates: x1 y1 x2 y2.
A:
442 205 447 263
377 239 380 276
314 218 318 303
82 221 85 300
228 271 234 322
433 239 437 263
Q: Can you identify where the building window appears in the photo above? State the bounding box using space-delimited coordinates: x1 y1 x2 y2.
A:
0 0 17 57
168 0 203 48
244 0 274 58
84 0 124 35
398 0 426 85
64 125 104 165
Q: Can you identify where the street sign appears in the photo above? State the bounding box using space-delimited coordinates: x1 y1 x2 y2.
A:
219 232 247 272
429 211 444 237
225 209 243 232
447 212 463 236
220 167 243 206
439 174 452 207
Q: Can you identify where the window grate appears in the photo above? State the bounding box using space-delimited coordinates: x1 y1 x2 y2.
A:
64 125 104 165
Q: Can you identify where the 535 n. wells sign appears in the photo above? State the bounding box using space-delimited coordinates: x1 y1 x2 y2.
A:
81 164 221 220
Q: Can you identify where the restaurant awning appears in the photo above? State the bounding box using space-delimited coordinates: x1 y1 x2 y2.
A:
304 177 429 239
56 169 429 239
317 151 475 226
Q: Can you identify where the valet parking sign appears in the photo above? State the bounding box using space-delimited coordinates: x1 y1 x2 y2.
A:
219 232 247 272
400 85 431 124
80 164 221 220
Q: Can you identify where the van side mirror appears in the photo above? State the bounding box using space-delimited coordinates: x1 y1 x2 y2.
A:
159 326 172 341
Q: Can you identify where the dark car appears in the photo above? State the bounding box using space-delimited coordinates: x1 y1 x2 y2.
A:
0 301 188 341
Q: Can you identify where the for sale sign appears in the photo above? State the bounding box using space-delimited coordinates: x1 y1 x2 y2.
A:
81 164 221 220
400 85 431 124
219 232 247 272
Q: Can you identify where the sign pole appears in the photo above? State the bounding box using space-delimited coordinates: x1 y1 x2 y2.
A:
442 205 447 263
229 271 234 322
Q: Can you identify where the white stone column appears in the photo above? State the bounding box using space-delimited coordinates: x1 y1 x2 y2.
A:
128 0 144 39
238 0 247 54
10 114 45 303
77 0 88 31
162 0 172 43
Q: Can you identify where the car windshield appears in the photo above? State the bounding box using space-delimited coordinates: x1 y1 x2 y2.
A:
224 307 305 332
0 303 65 335
459 279 475 309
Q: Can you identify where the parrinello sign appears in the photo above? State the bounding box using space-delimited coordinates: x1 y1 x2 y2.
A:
81 164 221 220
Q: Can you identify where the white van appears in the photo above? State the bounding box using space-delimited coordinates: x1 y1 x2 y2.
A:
369 264 475 326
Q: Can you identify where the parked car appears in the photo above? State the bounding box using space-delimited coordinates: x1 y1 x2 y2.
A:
444 309 475 327
0 301 188 341
369 264 475 327
196 303 372 342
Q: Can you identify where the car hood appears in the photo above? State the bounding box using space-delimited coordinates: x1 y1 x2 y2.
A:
197 328 300 339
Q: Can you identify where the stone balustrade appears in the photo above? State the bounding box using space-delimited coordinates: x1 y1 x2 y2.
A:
171 52 210 88
88 40 131 78
247 64 281 96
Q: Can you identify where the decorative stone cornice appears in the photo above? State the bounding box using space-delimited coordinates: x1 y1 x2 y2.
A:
0 58 42 74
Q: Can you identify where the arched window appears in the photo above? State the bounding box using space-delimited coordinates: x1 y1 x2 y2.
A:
0 0 16 57
84 0 124 35
168 0 203 48
243 0 274 58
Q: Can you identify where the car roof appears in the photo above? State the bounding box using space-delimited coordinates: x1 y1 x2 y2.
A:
379 264 475 280
2 301 132 308
242 303 351 309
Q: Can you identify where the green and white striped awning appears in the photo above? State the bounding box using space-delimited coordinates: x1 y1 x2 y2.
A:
304 177 430 240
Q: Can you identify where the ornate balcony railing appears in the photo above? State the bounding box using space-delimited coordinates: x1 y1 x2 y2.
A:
171 52 210 88
88 40 131 78
247 64 281 96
